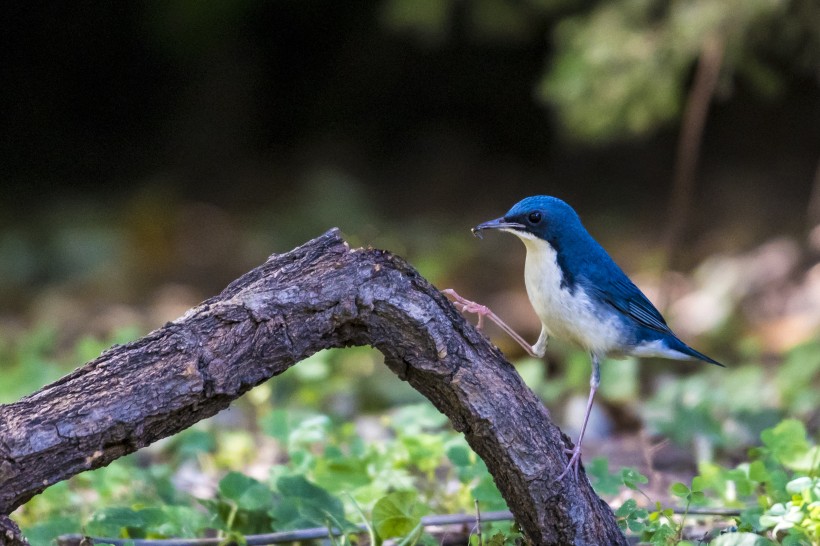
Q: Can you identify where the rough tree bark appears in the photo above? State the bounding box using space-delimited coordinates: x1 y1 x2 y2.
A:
0 229 627 546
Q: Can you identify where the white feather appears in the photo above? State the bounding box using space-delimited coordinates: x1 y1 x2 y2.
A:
630 340 697 360
505 230 625 356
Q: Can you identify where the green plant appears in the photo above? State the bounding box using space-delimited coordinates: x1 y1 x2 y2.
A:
609 418 819 545
10 322 818 545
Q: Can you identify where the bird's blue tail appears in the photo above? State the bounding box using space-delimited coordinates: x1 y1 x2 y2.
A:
668 337 724 367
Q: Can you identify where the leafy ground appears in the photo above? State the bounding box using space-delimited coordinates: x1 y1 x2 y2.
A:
2 188 819 545
3 324 818 545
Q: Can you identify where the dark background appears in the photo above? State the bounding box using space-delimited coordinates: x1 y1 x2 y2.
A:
1 1 819 338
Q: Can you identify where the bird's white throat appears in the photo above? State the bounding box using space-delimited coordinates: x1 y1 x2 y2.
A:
503 229 624 356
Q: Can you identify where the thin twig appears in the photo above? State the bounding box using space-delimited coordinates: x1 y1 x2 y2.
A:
474 499 484 546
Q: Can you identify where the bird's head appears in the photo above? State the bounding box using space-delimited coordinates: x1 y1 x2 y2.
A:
472 196 582 244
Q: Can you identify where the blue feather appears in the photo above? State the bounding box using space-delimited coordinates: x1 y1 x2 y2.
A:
493 195 723 367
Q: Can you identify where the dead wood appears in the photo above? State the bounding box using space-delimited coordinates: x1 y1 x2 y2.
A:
0 229 626 546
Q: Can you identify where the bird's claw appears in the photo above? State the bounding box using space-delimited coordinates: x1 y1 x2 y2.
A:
554 445 583 482
442 289 538 357
443 290 491 330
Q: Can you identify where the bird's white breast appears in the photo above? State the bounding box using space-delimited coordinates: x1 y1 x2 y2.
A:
509 231 624 356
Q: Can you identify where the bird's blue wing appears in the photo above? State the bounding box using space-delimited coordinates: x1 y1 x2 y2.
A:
587 276 674 335
581 267 724 366
561 233 674 335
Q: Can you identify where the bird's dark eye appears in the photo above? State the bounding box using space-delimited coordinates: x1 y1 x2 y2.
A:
528 211 542 224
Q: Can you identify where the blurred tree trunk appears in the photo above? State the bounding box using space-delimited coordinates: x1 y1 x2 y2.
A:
0 229 627 546
806 157 820 228
662 34 726 285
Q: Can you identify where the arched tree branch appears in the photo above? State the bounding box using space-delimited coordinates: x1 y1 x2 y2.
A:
0 229 626 546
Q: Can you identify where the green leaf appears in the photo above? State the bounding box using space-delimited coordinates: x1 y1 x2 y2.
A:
485 532 509 546
748 460 770 483
446 444 472 467
620 467 648 490
313 450 372 490
400 433 446 474
372 491 428 539
22 517 81 545
626 518 645 533
615 498 638 517
218 472 273 511
389 404 449 434
776 340 820 415
599 358 639 402
760 419 810 469
782 531 815 546
271 475 348 530
670 482 691 498
260 409 291 442
153 505 210 537
690 491 707 505
173 429 216 458
587 458 622 496
85 507 146 537
447 441 487 483
642 523 675 544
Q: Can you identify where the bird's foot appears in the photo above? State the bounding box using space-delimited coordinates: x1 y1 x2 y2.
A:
442 289 539 358
442 289 490 330
554 445 583 482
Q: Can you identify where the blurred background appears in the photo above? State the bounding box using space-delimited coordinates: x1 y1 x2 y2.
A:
2 0 820 539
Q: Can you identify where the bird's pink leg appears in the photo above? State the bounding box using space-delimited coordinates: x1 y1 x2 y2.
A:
442 289 539 358
555 354 601 481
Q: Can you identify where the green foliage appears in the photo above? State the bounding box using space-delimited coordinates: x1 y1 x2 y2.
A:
614 475 738 544
539 0 806 142
588 457 648 496
256 347 427 418
610 419 819 545
9 325 820 544
18 403 513 542
372 491 428 543
599 464 705 543
615 498 649 534
85 506 209 539
19 456 205 540
541 0 688 141
641 339 820 461
270 475 351 531
758 419 818 473
379 0 820 142
209 472 275 533
15 392 819 544
776 340 820 417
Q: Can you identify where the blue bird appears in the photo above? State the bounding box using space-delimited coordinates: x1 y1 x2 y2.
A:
445 195 723 480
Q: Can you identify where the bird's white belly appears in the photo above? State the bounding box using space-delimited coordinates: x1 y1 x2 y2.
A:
520 237 623 355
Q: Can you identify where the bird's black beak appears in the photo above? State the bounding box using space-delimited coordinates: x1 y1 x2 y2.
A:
471 217 526 239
